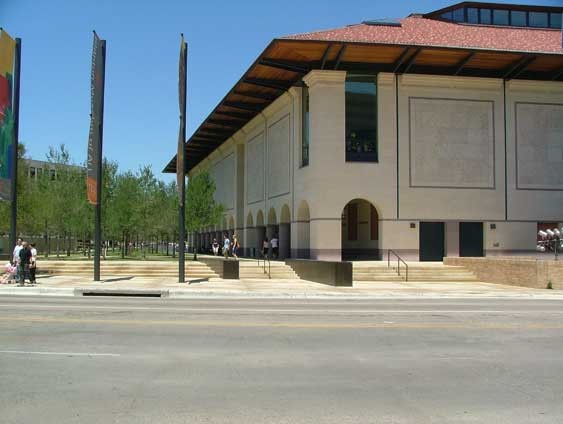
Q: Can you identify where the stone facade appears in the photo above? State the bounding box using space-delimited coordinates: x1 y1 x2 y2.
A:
188 71 563 262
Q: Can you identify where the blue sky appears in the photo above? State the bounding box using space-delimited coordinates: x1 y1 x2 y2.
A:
1 0 559 180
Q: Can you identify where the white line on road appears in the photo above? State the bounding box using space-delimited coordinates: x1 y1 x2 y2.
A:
0 350 120 357
0 303 562 314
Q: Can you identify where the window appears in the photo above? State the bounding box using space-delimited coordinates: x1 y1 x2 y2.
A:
467 8 479 24
480 8 492 25
29 167 36 179
529 12 548 27
345 74 378 162
549 13 561 29
49 169 56 181
511 11 526 26
441 11 453 21
301 85 309 167
452 8 464 22
493 9 509 25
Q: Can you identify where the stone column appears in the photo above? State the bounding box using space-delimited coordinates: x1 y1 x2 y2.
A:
302 70 347 261
445 221 460 257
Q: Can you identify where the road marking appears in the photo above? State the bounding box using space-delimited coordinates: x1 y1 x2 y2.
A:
0 350 120 357
0 304 561 314
1 315 562 330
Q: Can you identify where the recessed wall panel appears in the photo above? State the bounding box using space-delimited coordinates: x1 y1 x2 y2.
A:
409 97 495 189
516 102 563 190
268 115 290 198
246 133 265 204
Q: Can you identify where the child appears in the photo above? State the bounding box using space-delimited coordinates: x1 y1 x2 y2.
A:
1 263 17 284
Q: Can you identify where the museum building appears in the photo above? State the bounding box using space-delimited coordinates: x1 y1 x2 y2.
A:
164 1 563 261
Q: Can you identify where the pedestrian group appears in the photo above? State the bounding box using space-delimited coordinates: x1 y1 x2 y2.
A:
1 237 38 285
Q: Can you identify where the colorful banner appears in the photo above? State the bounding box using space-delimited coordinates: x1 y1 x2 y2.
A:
177 34 187 204
87 32 105 205
0 29 16 201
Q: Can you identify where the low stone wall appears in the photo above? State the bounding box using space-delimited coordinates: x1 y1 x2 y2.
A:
198 257 239 279
286 259 353 287
444 257 563 290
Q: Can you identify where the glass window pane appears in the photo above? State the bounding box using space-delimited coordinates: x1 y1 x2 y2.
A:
452 8 465 22
493 9 509 26
529 12 548 27
441 11 453 21
480 9 491 25
511 11 526 26
550 13 562 29
345 75 378 163
467 8 479 24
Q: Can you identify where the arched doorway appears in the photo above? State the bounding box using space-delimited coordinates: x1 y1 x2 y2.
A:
245 212 255 257
267 208 278 259
296 200 310 259
341 199 380 260
279 205 291 259
255 210 265 257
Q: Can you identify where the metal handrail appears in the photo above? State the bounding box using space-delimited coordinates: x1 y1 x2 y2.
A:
387 249 408 281
258 251 271 279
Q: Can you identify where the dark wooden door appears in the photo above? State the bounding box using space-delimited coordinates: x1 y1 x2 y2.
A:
459 222 484 257
419 222 445 261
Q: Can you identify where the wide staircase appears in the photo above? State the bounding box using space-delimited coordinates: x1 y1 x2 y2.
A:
38 260 219 279
239 260 299 280
353 262 480 282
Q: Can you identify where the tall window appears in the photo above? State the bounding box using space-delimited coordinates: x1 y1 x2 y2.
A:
345 74 378 162
301 85 309 167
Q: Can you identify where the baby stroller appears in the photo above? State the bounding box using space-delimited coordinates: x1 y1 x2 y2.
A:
1 263 17 284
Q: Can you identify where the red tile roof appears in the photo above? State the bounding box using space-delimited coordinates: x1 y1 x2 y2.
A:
284 16 563 55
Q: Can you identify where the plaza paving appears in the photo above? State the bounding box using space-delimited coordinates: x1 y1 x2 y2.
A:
0 273 561 299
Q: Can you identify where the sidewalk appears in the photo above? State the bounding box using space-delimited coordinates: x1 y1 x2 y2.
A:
1 274 562 299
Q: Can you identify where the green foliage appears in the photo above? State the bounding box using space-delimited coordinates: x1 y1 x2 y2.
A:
547 280 553 290
185 171 224 232
4 143 182 257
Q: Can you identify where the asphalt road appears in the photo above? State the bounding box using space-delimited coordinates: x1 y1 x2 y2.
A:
1 296 562 424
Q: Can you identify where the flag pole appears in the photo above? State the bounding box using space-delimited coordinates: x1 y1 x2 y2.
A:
9 38 21 252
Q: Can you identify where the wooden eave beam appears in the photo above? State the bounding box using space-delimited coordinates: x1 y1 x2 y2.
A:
259 58 310 74
401 48 422 74
392 47 412 73
453 52 476 76
243 78 289 91
320 44 333 70
214 111 253 120
334 45 347 70
233 91 277 101
207 119 243 127
223 101 263 112
502 55 537 79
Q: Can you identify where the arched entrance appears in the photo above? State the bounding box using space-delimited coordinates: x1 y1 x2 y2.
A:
341 199 380 260
267 208 278 259
279 204 291 259
296 200 310 259
255 210 265 257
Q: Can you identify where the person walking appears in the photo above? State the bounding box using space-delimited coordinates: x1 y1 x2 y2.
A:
29 243 37 284
18 241 32 286
271 234 279 259
223 233 231 259
212 238 219 256
12 237 22 281
232 234 240 259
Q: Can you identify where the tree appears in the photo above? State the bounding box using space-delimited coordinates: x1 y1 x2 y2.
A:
185 171 224 249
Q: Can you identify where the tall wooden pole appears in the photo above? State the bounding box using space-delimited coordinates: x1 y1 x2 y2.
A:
9 38 21 252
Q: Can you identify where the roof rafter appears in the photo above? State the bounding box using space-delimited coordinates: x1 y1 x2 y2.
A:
243 78 290 91
453 51 476 76
259 58 310 74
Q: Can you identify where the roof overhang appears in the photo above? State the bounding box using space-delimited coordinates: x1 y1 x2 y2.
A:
164 38 563 174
